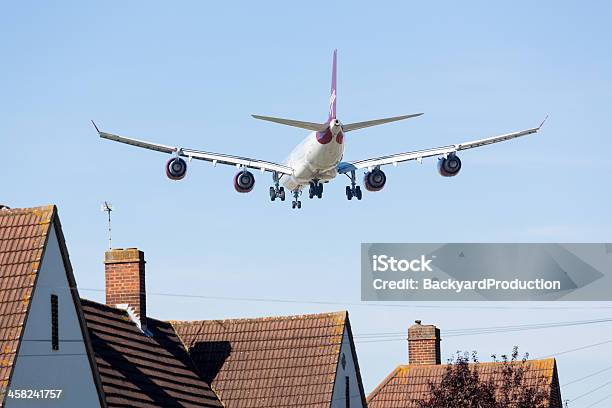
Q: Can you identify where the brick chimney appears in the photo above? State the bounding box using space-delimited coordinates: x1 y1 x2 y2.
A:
105 248 146 329
408 320 441 365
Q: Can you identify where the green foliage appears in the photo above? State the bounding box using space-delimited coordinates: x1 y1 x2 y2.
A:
417 347 548 408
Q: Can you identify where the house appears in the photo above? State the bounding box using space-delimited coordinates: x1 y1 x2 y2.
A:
0 205 103 407
0 205 222 407
0 205 367 407
367 321 563 408
171 311 367 407
99 246 367 407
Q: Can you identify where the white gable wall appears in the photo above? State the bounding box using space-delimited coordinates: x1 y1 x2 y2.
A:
6 223 101 407
330 325 365 408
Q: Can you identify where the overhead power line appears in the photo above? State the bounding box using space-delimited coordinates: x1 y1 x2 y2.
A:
570 378 612 402
71 287 612 311
353 318 612 341
535 339 612 359
5 318 610 346
585 391 612 408
563 365 612 387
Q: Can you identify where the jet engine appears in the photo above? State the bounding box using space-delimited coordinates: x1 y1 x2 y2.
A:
234 170 255 193
364 168 386 192
166 157 187 180
437 154 462 177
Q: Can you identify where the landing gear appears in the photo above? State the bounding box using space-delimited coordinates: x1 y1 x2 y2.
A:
345 170 362 201
345 186 362 200
291 189 302 209
270 186 285 201
308 181 324 199
270 172 286 201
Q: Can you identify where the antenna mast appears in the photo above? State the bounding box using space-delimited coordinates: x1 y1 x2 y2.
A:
101 202 113 249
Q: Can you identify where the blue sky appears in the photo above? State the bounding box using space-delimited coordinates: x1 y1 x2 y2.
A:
2 0 612 404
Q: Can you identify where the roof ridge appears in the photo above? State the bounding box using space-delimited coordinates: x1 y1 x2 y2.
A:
0 204 55 216
83 299 347 328
169 310 347 325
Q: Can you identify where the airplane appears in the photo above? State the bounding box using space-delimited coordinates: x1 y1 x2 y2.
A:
93 50 547 209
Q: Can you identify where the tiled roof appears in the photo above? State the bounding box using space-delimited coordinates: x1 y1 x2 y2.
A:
81 299 222 408
171 311 348 407
367 358 562 408
0 205 55 402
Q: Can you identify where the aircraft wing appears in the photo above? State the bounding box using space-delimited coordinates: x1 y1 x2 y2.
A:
344 118 547 171
96 124 294 175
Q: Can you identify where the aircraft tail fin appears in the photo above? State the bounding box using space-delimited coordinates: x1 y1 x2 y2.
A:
328 49 337 120
343 113 424 132
251 115 328 132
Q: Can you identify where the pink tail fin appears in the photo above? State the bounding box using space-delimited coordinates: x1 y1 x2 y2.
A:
328 49 337 120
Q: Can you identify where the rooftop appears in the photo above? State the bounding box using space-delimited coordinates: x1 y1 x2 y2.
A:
0 205 56 398
81 299 222 407
171 311 358 407
367 358 561 408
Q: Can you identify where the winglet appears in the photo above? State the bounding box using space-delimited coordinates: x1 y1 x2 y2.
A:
538 114 549 129
91 120 100 133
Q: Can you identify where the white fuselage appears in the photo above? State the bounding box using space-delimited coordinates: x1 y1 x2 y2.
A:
280 126 345 191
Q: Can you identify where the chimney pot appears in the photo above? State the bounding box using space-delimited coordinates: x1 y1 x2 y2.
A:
104 248 146 329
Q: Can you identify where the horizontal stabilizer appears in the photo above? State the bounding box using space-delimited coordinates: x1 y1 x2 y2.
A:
252 115 328 132
343 113 423 132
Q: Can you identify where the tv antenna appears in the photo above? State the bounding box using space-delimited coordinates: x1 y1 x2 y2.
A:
101 202 113 249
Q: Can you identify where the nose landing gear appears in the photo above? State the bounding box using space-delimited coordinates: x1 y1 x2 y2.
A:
291 189 302 209
308 181 324 199
345 170 362 200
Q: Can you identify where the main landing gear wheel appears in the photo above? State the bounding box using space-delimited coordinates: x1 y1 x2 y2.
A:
309 181 324 199
270 186 286 201
270 172 286 202
345 170 363 201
